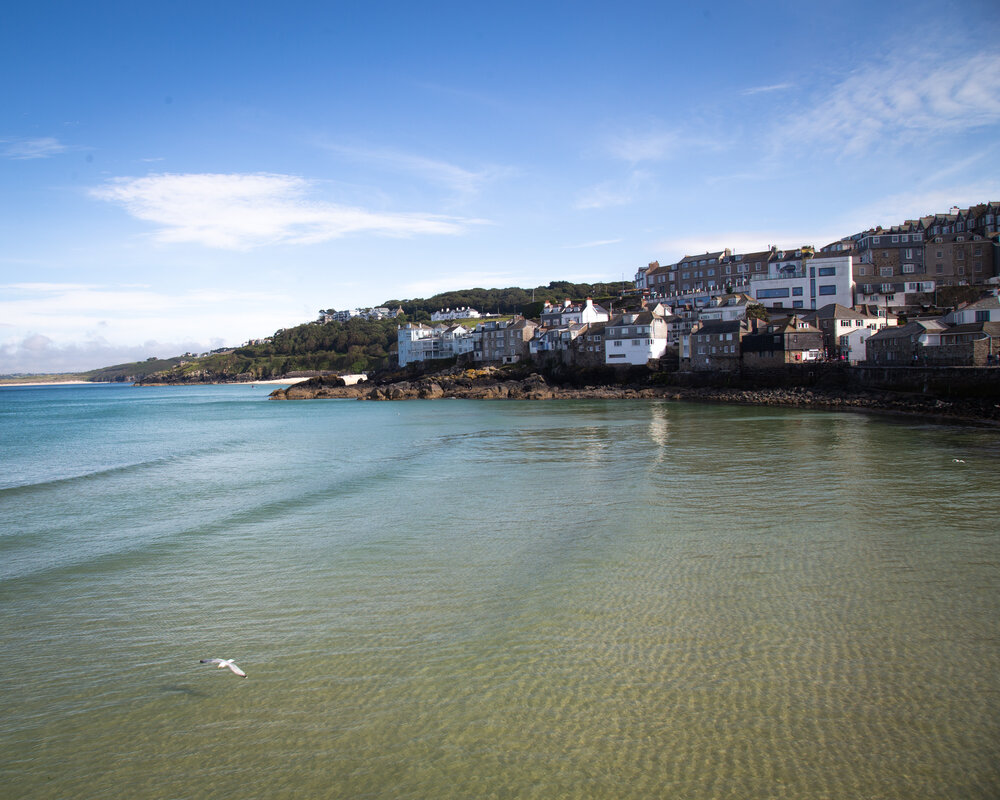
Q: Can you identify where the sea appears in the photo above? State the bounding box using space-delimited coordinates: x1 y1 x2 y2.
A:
1 382 998 799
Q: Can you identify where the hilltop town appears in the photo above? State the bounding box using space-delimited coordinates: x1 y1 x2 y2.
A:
370 201 1000 373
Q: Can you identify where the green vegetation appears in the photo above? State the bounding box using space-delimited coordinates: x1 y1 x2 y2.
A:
382 280 626 319
85 356 188 383
134 317 403 383
19 280 634 384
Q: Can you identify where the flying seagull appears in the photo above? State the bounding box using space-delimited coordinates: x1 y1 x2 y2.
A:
200 658 247 678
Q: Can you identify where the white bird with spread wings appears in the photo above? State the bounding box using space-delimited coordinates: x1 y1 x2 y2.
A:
200 658 247 678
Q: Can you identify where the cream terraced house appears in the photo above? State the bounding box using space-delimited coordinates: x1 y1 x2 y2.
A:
604 311 670 366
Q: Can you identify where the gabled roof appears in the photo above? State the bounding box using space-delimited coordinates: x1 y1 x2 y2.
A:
694 319 744 335
959 295 1000 312
940 321 1000 337
608 310 655 326
808 303 870 322
867 319 946 341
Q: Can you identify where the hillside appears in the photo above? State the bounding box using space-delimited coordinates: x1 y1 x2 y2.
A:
133 317 401 383
28 281 632 384
382 280 626 319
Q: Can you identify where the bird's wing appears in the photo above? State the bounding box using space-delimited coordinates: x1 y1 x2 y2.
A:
227 663 248 677
200 658 223 665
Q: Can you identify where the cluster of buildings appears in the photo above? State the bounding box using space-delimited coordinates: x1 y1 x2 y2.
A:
395 203 1000 371
319 306 405 323
635 202 1000 312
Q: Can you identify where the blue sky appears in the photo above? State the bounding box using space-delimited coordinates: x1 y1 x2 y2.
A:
2 0 999 372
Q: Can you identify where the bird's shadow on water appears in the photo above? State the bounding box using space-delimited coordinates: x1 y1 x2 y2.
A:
159 684 210 698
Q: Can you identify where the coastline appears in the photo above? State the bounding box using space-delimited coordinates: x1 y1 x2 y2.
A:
271 370 1000 425
0 380 108 387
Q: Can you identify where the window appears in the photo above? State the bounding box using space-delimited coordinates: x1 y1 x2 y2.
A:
905 249 913 258
818 267 836 276
873 236 880 244
903 264 915 274
859 266 867 276
880 267 893 277
891 235 898 242
936 264 943 274
976 310 990 322
756 288 790 299
792 287 803 296
819 285 837 296
793 300 804 308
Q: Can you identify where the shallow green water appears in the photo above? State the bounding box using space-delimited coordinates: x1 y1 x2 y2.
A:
1 384 998 798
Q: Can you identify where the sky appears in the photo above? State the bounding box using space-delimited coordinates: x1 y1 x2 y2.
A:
2 0 999 373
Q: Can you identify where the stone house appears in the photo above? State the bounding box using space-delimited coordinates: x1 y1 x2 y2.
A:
741 316 824 370
864 319 947 365
923 322 1000 366
568 322 608 368
477 317 538 364
689 319 746 372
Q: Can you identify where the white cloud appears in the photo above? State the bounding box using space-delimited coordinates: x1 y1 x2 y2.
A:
0 282 311 373
841 181 1000 232
575 171 650 210
653 227 847 262
605 130 678 163
564 238 623 249
0 333 214 375
742 83 793 96
90 172 478 250
780 51 1000 156
320 142 514 195
1 137 70 159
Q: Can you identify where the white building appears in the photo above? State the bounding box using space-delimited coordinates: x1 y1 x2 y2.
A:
431 307 482 322
944 295 1000 325
698 293 756 322
540 298 610 328
604 311 670 365
397 323 474 367
750 250 855 311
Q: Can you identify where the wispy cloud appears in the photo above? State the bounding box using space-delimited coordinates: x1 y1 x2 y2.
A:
564 238 622 249
780 50 1000 156
90 172 479 250
841 181 1000 232
742 83 793 96
319 141 514 196
0 282 309 372
604 130 678 163
1 137 70 160
575 171 650 210
653 227 847 261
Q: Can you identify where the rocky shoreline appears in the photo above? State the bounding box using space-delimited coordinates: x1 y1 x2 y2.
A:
269 366 1000 424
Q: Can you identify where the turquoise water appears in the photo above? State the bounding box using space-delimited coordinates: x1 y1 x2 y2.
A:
1 383 999 798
